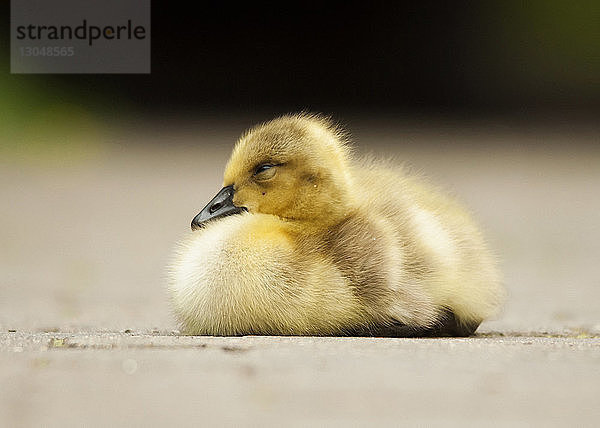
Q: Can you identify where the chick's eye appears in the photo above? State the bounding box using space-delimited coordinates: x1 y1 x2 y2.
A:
254 164 274 175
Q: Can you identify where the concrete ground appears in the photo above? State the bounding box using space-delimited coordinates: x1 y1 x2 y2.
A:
1 117 599 426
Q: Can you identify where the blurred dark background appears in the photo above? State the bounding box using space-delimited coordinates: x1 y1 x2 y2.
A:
2 1 599 126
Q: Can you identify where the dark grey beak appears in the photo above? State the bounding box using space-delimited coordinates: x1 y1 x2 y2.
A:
191 185 247 230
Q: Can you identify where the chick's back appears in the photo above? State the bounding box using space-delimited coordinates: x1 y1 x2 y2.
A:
351 161 504 330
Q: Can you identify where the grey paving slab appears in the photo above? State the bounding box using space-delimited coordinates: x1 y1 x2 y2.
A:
1 121 599 426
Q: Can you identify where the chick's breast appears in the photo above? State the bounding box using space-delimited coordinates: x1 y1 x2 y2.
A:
168 213 365 335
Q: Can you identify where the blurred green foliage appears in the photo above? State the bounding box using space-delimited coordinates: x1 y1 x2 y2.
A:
0 79 106 164
481 1 600 99
0 49 119 165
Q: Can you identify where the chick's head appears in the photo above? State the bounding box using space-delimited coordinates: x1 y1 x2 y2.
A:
223 114 355 226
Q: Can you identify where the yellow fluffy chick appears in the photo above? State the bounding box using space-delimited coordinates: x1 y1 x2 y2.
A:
168 113 504 336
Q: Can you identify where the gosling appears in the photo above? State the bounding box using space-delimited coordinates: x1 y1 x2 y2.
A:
168 113 504 337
